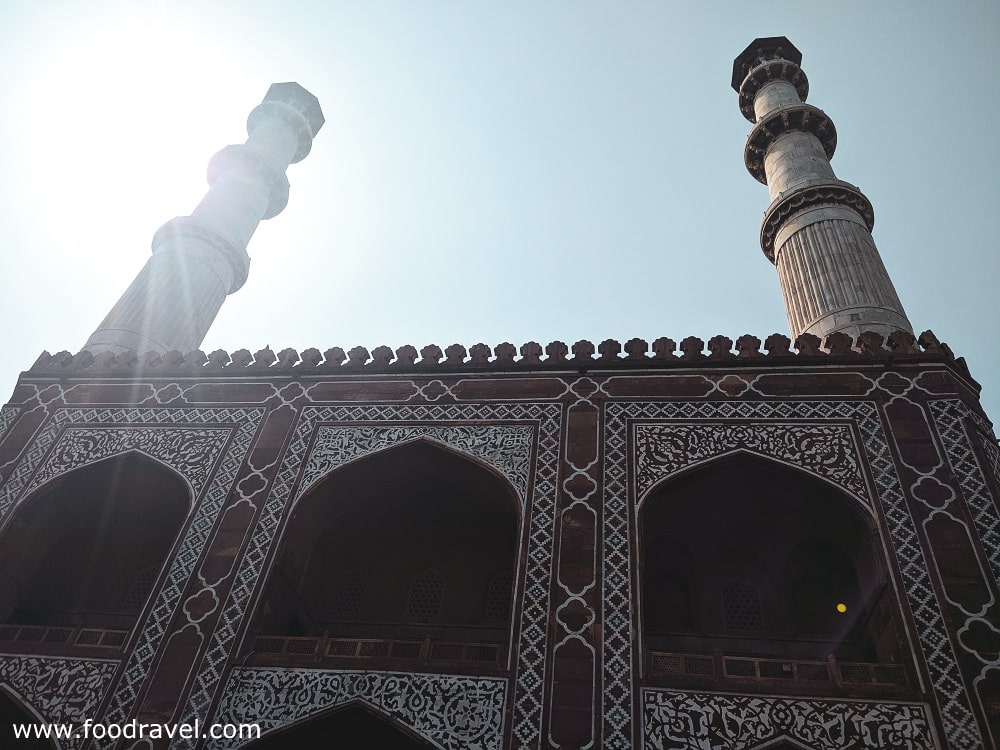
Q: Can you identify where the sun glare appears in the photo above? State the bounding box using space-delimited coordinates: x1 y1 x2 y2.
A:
22 12 244 263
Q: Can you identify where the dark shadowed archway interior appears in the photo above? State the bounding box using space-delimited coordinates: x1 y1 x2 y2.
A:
0 688 57 749
0 454 190 634
254 439 519 666
641 454 905 667
241 703 436 749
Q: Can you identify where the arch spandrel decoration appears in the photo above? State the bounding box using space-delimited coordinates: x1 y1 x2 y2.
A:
186 404 560 750
23 426 230 500
642 689 937 750
0 656 117 750
0 406 264 740
209 667 506 750
297 424 533 507
604 400 975 750
634 422 869 508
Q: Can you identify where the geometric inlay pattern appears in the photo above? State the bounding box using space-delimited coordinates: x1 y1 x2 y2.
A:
299 424 534 507
0 406 263 746
0 655 119 750
0 406 18 442
642 688 939 749
929 399 1000 587
634 422 867 504
184 403 562 750
928 397 1000 745
604 401 982 750
209 667 507 749
982 432 1000 490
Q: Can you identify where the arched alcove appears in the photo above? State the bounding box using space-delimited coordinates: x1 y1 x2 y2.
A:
252 439 519 671
0 685 58 749
757 739 814 750
786 539 863 637
241 702 436 749
643 535 695 633
639 453 908 694
0 453 190 648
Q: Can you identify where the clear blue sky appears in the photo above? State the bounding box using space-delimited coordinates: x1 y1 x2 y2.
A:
1 1 998 421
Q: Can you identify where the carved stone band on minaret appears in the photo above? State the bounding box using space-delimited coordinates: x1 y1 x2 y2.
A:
733 37 912 343
83 83 324 356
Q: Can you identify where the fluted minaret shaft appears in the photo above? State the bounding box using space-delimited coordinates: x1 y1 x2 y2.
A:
84 83 324 355
732 38 911 342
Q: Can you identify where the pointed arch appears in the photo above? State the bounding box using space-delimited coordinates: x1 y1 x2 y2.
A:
0 452 190 638
642 535 695 634
251 438 519 671
639 452 906 674
240 699 439 749
753 737 815 750
15 447 197 516
293 428 530 514
637 447 875 524
0 683 60 749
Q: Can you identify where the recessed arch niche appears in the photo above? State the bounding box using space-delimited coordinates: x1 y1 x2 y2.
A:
0 685 57 749
639 453 905 666
0 453 190 636
253 439 520 668
240 701 437 749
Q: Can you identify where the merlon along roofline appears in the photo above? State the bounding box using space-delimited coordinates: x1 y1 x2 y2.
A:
24 330 977 389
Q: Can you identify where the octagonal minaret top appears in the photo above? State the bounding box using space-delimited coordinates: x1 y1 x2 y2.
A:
733 37 911 343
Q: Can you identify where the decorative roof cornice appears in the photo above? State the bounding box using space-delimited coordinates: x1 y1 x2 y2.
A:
23 330 976 389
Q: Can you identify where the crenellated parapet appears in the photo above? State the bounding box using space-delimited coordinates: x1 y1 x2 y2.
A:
25 330 974 382
733 38 912 342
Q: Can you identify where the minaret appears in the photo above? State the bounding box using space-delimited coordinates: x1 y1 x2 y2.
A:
732 37 912 342
83 83 324 355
